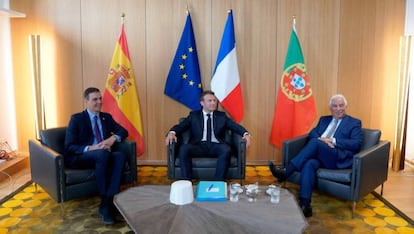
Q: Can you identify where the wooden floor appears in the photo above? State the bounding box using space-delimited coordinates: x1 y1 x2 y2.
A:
376 164 414 222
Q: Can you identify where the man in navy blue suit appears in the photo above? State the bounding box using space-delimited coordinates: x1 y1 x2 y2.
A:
165 90 252 180
65 87 128 225
269 94 363 217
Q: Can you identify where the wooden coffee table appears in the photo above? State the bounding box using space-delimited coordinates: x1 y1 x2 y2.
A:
114 185 308 234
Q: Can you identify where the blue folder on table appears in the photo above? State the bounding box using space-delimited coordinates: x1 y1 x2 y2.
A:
195 181 227 202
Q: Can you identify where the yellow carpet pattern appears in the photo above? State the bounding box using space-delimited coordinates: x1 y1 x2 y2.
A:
0 166 413 233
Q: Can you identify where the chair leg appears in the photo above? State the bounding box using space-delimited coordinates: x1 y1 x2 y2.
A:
352 201 356 218
60 202 64 218
380 183 384 196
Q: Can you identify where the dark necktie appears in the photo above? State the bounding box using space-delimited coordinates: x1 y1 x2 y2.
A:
94 115 103 143
326 119 338 138
206 113 212 142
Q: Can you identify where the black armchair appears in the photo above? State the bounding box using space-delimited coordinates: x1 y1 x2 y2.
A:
167 126 246 180
28 127 137 214
282 128 390 214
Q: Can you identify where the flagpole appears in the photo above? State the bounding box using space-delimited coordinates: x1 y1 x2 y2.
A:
121 12 125 25
185 4 189 14
292 15 296 31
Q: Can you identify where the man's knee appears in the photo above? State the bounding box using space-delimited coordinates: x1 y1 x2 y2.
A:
95 150 111 162
302 159 320 171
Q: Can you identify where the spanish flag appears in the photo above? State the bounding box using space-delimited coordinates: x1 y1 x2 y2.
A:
102 24 145 156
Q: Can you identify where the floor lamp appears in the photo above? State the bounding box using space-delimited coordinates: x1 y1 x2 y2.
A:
393 36 412 171
29 34 45 140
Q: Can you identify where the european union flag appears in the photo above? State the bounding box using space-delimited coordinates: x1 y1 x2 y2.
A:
164 13 202 110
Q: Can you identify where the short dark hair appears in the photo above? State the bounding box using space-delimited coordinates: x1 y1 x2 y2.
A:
84 87 100 100
200 90 215 101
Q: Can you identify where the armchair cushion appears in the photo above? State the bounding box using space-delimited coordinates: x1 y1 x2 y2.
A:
317 169 352 183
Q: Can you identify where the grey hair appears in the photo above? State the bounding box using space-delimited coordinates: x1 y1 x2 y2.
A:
329 94 348 107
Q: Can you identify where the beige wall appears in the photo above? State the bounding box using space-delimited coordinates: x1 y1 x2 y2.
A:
10 0 405 165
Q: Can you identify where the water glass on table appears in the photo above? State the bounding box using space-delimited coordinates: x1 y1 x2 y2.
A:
245 183 260 202
229 183 241 202
267 184 280 204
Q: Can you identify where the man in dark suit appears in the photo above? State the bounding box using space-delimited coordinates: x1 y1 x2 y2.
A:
165 90 252 180
65 87 128 225
269 94 363 217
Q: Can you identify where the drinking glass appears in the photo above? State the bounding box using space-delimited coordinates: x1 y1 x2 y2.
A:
268 185 280 204
229 183 241 202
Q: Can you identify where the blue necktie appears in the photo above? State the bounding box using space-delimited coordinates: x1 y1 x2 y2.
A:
94 115 103 143
206 114 212 142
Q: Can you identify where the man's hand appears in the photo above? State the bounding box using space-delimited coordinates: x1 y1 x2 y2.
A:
165 132 177 145
242 134 252 148
88 135 116 151
319 137 335 148
88 142 111 151
102 135 117 148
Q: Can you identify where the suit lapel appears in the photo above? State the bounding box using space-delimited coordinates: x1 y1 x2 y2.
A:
197 111 204 135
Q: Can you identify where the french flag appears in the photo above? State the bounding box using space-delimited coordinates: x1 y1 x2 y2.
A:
211 9 244 123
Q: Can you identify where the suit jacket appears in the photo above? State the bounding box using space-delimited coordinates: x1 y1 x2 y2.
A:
308 115 363 169
170 110 248 144
64 110 128 156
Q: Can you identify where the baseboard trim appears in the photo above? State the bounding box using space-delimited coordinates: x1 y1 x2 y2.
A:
372 191 414 226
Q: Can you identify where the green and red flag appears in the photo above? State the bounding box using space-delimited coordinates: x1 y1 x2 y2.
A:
270 20 317 148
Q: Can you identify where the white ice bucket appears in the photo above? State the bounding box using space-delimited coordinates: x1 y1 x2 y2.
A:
169 180 194 205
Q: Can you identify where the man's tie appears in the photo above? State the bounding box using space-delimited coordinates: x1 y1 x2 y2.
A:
94 115 103 143
326 119 338 138
206 113 212 142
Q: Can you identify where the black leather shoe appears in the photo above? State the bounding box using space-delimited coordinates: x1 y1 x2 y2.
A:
268 161 287 182
99 204 115 225
301 205 313 217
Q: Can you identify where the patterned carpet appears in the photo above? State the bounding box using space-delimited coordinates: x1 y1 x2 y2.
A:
1 166 414 233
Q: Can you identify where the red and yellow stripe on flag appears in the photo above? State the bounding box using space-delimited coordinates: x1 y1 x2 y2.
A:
102 24 145 156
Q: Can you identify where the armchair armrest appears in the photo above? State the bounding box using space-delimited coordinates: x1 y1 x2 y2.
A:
28 139 64 202
231 132 246 179
113 140 137 184
351 140 390 201
167 142 176 179
282 135 308 167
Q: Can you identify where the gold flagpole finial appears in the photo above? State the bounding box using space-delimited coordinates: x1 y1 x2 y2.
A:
121 13 125 24
185 4 189 14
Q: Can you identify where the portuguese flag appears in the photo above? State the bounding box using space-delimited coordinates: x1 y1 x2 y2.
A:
270 21 317 148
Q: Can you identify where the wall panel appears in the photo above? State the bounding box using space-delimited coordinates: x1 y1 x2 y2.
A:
10 0 405 165
11 0 82 148
338 0 405 150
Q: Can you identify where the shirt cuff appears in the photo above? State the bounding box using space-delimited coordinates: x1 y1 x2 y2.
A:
243 132 251 137
114 134 121 142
